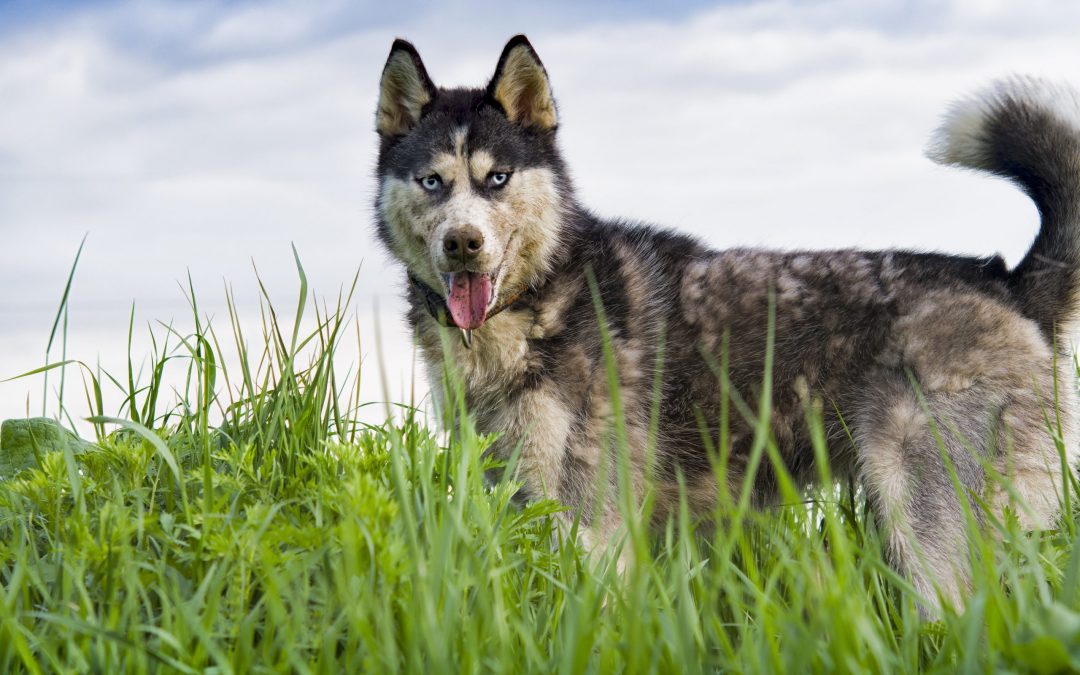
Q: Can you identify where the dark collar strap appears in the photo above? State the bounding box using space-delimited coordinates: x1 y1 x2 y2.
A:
408 273 529 328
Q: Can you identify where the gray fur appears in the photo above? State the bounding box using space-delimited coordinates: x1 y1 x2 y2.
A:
373 37 1080 614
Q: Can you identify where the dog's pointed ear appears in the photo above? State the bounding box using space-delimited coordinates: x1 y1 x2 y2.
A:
376 39 437 137
486 35 557 131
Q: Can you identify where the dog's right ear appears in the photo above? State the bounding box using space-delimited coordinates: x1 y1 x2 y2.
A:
376 39 437 137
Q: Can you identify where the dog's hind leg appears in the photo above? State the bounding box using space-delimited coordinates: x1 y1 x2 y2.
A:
987 373 1077 532
852 378 996 615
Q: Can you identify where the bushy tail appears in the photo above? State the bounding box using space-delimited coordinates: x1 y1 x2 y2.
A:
928 76 1080 338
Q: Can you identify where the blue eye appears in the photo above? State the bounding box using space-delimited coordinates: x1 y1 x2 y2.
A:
420 175 442 191
488 172 509 188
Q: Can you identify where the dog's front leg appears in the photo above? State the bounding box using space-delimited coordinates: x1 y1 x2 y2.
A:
490 386 632 570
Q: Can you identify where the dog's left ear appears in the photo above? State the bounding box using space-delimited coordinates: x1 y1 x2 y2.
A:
486 35 557 131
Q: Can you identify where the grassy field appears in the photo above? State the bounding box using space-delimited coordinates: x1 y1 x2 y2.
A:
3 254 1080 673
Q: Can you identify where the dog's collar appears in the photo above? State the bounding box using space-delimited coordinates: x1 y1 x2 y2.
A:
408 273 530 347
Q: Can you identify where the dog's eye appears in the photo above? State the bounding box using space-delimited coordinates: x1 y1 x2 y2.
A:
487 172 510 189
419 174 442 191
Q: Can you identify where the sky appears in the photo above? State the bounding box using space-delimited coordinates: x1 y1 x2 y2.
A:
2 0 1080 429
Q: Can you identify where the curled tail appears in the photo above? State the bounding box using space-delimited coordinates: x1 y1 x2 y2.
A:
928 76 1080 338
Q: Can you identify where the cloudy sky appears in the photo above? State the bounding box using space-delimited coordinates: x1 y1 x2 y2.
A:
3 0 1080 427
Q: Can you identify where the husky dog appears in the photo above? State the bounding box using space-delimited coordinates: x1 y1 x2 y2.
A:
373 35 1080 610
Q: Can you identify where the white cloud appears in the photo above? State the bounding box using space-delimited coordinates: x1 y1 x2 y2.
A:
2 0 1080 426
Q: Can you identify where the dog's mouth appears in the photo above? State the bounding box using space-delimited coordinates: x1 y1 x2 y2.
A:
442 271 496 330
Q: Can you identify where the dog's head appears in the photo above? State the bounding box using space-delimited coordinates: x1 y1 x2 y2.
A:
374 35 568 331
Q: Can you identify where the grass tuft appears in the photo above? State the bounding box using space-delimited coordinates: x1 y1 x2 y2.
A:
1 252 1080 672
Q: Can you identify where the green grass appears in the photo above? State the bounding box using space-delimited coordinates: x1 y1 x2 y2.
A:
3 252 1080 673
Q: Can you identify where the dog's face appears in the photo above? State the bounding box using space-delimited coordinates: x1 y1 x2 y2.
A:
374 36 567 330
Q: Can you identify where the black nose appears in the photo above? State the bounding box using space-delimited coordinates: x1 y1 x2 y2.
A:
443 226 485 262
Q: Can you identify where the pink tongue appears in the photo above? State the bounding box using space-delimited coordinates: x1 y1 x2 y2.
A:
447 272 493 330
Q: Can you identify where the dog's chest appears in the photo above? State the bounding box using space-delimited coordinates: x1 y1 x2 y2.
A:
419 310 538 413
